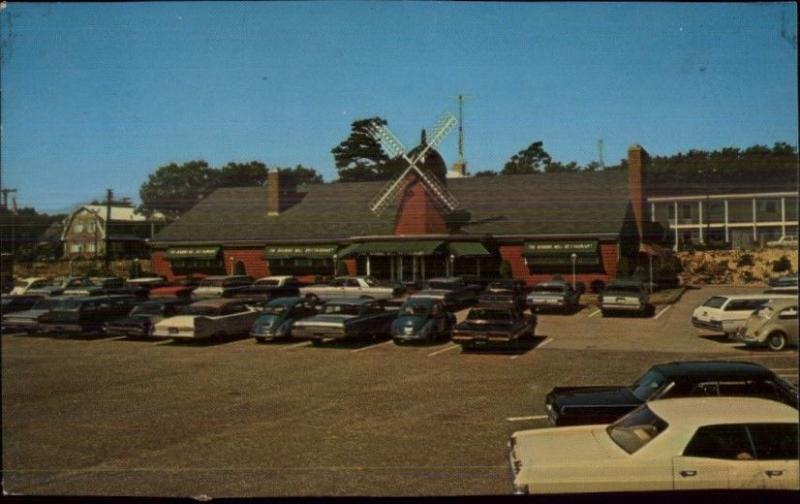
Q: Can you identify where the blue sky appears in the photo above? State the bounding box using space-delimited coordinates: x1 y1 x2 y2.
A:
1 1 797 213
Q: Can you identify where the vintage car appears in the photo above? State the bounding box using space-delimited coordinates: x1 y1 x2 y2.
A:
768 273 798 288
124 276 169 297
224 275 302 301
478 280 528 311
509 397 799 494
299 276 404 302
766 234 799 249
191 275 254 299
152 298 260 340
0 294 44 316
250 296 317 342
62 276 130 297
149 275 204 299
26 276 93 297
102 298 192 338
422 277 480 308
451 304 536 349
391 297 455 344
599 280 651 316
526 281 581 313
291 298 396 344
1 297 64 332
9 277 50 296
408 289 462 311
544 360 799 427
737 298 799 351
38 295 140 335
691 293 795 337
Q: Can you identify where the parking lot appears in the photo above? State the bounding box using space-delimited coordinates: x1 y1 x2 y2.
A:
2 285 797 497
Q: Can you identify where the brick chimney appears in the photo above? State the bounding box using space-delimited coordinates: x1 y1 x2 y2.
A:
627 144 649 239
267 168 298 216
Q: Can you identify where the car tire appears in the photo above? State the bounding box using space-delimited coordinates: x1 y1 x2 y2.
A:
767 332 788 352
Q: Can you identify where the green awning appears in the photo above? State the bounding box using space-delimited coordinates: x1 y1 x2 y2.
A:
265 244 338 259
448 242 491 257
166 246 221 260
344 240 444 256
523 240 599 256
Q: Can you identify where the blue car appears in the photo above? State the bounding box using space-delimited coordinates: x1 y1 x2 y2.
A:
392 297 456 344
251 297 317 342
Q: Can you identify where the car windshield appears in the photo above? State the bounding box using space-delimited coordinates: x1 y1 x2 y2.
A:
262 305 288 315
533 285 566 293
703 296 727 309
363 276 380 287
131 304 165 316
399 303 429 316
321 304 361 315
607 405 669 454
32 298 62 310
629 370 668 401
180 305 222 316
467 308 512 321
606 285 642 294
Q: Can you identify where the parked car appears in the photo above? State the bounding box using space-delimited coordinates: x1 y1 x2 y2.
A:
766 235 799 248
451 304 536 349
224 275 302 301
250 296 317 343
768 273 798 288
292 298 397 344
544 360 799 427
600 280 651 316
124 276 168 297
1 297 64 333
62 276 129 297
0 294 44 316
26 276 93 297
149 275 203 299
299 276 404 302
422 277 480 308
102 298 192 338
191 275 254 300
391 297 455 344
38 295 139 335
9 277 50 296
527 281 581 314
152 298 260 340
691 293 795 337
409 289 463 311
478 280 528 311
508 397 799 494
737 298 799 351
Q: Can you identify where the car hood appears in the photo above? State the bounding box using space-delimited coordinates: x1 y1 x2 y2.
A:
513 426 625 468
550 386 640 410
394 314 426 329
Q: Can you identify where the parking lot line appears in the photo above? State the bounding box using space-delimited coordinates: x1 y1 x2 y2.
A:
350 340 394 353
587 309 602 318
511 337 553 359
506 415 548 422
280 341 313 350
428 344 460 357
653 305 672 320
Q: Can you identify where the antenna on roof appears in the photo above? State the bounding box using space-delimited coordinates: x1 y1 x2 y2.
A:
597 138 605 169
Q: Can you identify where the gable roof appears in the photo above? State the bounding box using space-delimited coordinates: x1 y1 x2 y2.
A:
74 205 165 222
151 170 632 246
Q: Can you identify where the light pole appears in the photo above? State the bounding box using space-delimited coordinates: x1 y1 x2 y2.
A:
332 254 338 277
571 253 577 289
449 254 455 277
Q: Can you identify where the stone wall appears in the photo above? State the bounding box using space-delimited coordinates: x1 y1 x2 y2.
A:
677 248 797 285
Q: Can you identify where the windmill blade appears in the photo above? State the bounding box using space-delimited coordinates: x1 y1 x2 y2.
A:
368 163 417 215
409 112 457 166
411 164 458 211
367 122 408 159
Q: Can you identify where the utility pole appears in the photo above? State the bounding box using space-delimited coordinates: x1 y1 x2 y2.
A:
597 139 605 169
105 188 113 268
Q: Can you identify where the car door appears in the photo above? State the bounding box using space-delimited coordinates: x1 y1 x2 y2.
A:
748 423 800 490
674 424 764 490
345 278 362 298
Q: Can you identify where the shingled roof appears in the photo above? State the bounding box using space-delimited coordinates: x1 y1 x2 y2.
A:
151 170 633 246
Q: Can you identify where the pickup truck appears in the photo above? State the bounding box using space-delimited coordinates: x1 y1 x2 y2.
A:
299 276 404 302
451 304 536 349
291 298 396 344
544 360 799 427
599 280 651 316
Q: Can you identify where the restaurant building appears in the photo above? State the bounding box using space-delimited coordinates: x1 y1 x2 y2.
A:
150 143 654 288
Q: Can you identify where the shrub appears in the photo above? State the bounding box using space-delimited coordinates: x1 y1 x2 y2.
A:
737 254 754 267
772 255 792 273
499 260 512 279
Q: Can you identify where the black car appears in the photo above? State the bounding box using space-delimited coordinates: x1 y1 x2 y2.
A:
478 280 528 310
103 298 192 338
451 304 536 349
222 283 300 302
38 295 140 335
0 295 44 316
545 360 799 426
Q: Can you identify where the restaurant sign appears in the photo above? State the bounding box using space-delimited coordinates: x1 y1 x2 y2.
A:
524 240 599 255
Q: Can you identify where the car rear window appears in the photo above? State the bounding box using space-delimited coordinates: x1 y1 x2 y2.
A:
702 296 727 309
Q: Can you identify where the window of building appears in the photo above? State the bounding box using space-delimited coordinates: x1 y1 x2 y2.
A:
86 243 96 252
74 223 84 233
668 205 675 219
70 243 81 253
681 204 692 219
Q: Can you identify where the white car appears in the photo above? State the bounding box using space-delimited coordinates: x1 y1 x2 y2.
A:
766 235 799 248
509 397 799 494
191 275 253 299
151 298 260 339
691 294 795 336
10 277 50 296
253 275 300 287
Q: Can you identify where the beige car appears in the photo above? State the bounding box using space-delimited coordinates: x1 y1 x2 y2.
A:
508 397 798 494
152 298 260 339
738 298 799 351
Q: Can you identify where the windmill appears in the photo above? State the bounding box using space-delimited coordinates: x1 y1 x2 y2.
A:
366 112 459 216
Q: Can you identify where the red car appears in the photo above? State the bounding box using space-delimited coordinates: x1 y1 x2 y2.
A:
149 275 205 299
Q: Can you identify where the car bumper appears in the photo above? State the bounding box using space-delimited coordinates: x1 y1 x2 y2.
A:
691 317 725 332
105 326 149 337
601 303 644 311
452 333 514 346
39 323 84 334
293 327 347 340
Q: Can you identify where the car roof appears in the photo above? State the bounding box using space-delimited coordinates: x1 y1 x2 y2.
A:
427 277 463 282
58 294 135 303
256 276 295 281
651 361 775 381
647 397 797 426
471 303 515 310
202 275 250 280
325 298 372 306
266 296 304 306
411 289 449 296
140 298 190 306
533 281 569 287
